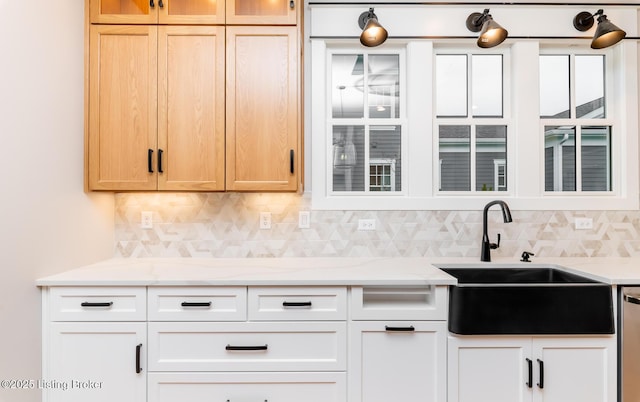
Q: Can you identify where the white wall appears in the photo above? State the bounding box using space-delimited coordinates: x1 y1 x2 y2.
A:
0 2 114 401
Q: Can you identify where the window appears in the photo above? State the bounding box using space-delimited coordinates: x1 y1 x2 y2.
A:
435 53 508 193
540 54 612 192
309 5 638 210
329 52 404 194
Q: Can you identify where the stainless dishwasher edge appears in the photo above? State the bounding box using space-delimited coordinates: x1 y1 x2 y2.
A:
621 287 640 402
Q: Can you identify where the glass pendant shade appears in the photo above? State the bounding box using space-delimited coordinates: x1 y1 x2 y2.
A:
333 142 357 169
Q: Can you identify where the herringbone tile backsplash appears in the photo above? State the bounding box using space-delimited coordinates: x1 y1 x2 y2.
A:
114 193 640 258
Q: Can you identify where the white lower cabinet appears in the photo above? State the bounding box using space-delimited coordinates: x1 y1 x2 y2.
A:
349 321 447 402
47 322 146 402
348 285 448 402
148 372 347 402
448 335 616 402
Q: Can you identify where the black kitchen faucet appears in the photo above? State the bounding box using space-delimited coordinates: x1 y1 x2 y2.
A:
481 200 513 262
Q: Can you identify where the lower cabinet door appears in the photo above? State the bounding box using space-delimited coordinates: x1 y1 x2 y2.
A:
532 337 615 402
148 372 346 402
349 321 447 402
447 336 531 402
47 322 146 402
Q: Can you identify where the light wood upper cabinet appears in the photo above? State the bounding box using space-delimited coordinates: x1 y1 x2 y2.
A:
89 25 226 191
226 26 299 191
226 0 296 25
157 26 226 191
90 0 225 24
86 0 302 192
89 25 158 191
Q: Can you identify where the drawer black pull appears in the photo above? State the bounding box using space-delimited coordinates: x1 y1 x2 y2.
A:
181 302 212 307
526 358 532 388
537 359 544 389
226 344 268 351
282 301 312 308
385 325 415 332
81 302 113 308
135 343 142 374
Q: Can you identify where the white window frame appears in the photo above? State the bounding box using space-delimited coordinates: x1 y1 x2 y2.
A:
540 50 614 196
308 5 639 211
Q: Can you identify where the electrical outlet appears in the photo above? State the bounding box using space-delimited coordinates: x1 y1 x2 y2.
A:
575 217 593 230
358 219 376 231
260 212 272 229
298 211 311 229
141 211 153 229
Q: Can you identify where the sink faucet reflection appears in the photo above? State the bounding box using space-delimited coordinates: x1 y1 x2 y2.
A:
481 200 513 262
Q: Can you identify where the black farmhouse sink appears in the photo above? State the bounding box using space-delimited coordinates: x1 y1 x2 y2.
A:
438 265 614 335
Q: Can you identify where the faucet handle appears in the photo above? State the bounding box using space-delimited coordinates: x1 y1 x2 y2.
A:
520 251 535 262
490 233 501 249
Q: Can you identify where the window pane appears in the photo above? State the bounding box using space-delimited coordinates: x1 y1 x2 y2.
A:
576 55 605 118
368 55 400 119
436 55 467 117
540 55 570 118
439 126 470 191
332 55 364 118
370 125 401 191
332 125 365 191
476 125 507 191
544 126 576 191
472 55 503 117
581 126 611 191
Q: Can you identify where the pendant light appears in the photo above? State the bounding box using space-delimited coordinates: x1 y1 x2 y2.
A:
573 9 626 49
358 8 388 47
466 9 508 48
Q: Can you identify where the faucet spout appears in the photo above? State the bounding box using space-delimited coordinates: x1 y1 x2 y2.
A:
481 200 512 262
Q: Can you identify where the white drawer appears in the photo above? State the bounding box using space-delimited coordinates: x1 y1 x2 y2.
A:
148 287 247 321
350 285 448 320
248 286 347 321
148 372 346 402
148 322 347 372
49 287 146 321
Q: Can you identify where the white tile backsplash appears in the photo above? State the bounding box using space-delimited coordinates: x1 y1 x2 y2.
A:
114 193 640 258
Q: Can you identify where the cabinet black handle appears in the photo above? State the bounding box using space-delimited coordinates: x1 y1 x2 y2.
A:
148 149 154 173
526 358 532 388
385 325 415 332
80 302 113 308
181 301 212 307
158 0 164 7
226 344 268 351
537 359 544 389
282 301 312 308
135 343 142 374
150 0 154 8
289 149 294 174
158 149 164 173
289 0 294 8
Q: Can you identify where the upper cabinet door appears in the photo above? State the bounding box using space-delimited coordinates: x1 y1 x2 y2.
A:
226 0 296 25
157 26 226 191
226 26 299 191
90 0 159 24
88 25 158 191
91 0 225 24
158 0 226 24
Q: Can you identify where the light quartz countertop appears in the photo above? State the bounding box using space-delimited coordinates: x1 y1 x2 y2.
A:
35 256 640 287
